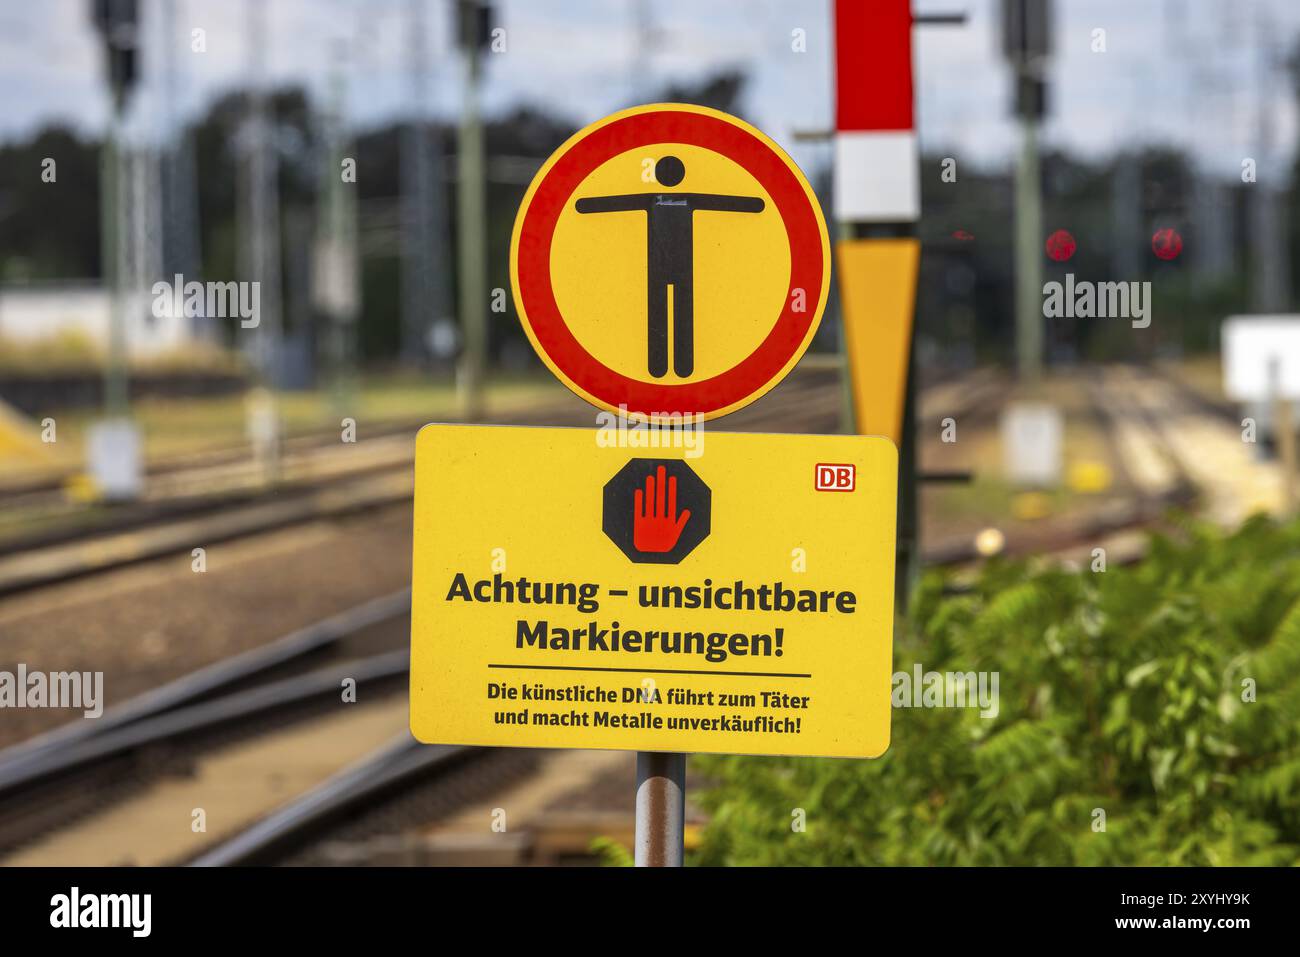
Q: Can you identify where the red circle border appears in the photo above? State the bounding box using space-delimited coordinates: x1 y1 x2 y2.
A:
515 109 825 416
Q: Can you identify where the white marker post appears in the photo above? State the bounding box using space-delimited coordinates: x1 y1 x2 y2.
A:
1222 316 1300 515
1000 401 1064 488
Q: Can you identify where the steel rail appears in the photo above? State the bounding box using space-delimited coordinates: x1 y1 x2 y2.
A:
0 589 411 785
188 737 476 866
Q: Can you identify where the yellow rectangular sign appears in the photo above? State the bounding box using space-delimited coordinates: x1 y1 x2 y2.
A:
409 424 897 758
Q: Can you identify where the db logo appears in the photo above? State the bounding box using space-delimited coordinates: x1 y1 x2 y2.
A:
815 463 855 492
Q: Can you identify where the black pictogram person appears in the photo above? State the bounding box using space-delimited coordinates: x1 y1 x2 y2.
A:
575 155 764 378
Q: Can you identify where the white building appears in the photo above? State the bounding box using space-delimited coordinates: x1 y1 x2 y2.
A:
0 281 196 357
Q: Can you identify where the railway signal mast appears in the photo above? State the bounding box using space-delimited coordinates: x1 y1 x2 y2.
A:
402 0 451 366
88 0 143 501
833 0 965 604
1002 0 1053 385
241 0 285 485
455 0 494 419
315 44 361 418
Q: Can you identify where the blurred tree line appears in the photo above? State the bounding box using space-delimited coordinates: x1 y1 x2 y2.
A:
0 72 747 374
0 71 1279 372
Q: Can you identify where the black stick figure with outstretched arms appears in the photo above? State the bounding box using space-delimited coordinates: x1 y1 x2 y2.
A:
575 155 764 378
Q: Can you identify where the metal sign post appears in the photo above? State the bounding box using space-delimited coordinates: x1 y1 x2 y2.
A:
635 752 685 867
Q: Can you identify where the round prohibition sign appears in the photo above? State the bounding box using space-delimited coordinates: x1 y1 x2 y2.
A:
510 103 831 421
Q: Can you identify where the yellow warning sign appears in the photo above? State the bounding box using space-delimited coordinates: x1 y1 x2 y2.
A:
410 424 897 758
510 104 831 421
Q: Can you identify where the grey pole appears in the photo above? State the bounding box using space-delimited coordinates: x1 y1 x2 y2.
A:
634 751 685 867
101 104 128 419
241 0 283 484
1014 113 1042 386
320 45 359 418
1001 0 1050 387
402 0 439 364
456 18 488 420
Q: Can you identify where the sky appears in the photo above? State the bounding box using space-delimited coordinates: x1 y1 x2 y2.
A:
0 0 1295 180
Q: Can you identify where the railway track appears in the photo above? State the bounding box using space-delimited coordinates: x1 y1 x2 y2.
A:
0 415 433 506
0 592 414 860
918 365 1009 431
0 364 847 597
0 407 550 561
0 465 416 596
0 586 554 868
1097 364 1288 525
0 363 1220 597
1147 362 1240 426
0 438 415 559
0 359 846 522
923 365 1206 571
187 737 475 866
1085 366 1198 509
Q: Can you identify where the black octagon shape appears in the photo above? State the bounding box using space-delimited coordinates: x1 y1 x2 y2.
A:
602 458 710 564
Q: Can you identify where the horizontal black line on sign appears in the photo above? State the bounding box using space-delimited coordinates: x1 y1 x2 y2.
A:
488 663 812 679
607 589 628 596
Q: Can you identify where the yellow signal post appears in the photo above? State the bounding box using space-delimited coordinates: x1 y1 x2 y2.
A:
836 238 921 444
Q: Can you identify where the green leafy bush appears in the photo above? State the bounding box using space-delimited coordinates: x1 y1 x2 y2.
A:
694 515 1300 865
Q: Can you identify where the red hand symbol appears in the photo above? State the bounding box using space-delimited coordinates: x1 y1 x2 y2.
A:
633 465 691 553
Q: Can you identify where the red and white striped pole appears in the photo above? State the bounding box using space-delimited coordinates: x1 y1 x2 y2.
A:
832 0 919 225
832 0 923 603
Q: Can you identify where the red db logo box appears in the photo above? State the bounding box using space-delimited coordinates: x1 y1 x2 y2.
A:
815 463 856 491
